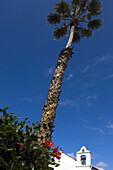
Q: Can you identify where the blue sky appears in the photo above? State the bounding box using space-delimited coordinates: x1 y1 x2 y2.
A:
0 0 113 169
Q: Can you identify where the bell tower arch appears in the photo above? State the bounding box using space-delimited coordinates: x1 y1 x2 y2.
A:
76 146 91 168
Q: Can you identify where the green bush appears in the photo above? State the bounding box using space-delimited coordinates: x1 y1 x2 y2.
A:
0 106 60 170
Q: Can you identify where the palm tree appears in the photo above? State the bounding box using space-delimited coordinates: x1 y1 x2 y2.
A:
39 0 102 144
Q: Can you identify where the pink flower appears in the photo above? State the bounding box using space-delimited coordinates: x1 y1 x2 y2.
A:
45 139 54 147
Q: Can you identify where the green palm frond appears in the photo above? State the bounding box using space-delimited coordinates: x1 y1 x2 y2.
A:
71 0 80 16
81 28 93 38
71 0 80 7
53 24 68 40
88 0 101 16
80 0 89 5
79 0 89 11
47 13 61 25
79 15 87 22
72 0 88 17
88 19 102 29
54 0 70 19
73 32 81 43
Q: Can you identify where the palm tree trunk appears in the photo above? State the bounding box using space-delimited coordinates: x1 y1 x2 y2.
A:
38 26 75 144
66 25 75 48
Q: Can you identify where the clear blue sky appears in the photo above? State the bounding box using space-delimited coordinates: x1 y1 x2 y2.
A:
0 0 113 169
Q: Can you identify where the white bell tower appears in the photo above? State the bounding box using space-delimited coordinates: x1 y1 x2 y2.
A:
76 146 91 169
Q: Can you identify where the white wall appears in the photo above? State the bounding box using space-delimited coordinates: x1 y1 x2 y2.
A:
53 152 77 170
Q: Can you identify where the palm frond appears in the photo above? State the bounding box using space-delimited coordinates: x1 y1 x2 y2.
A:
75 26 82 32
87 13 92 20
88 19 102 29
72 32 81 43
53 24 68 40
47 13 61 25
88 0 101 16
80 0 89 5
54 0 70 18
79 0 89 12
79 15 87 22
71 0 80 16
81 28 93 38
71 0 80 7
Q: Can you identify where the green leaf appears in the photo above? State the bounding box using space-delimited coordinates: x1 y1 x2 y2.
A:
7 148 13 151
4 106 9 110
71 3 80 16
54 0 70 17
53 24 68 40
55 163 60 167
0 157 5 165
79 15 86 22
32 122 36 126
0 109 3 112
33 146 39 150
88 19 102 29
73 32 81 43
16 125 22 131
25 116 28 121
71 0 80 7
47 13 61 25
30 163 34 170
78 0 88 13
88 0 101 16
81 28 93 38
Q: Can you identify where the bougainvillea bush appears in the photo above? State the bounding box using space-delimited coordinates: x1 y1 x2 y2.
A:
0 106 61 170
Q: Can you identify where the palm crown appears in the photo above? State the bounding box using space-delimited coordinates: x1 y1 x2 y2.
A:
47 0 102 43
